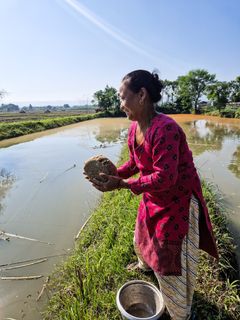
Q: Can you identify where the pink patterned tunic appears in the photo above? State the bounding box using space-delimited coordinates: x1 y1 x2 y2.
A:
117 113 218 276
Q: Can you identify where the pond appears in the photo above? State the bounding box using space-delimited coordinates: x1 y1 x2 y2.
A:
0 118 130 320
173 115 240 254
0 115 239 319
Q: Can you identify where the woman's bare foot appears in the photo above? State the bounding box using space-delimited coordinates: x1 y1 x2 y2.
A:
126 262 152 272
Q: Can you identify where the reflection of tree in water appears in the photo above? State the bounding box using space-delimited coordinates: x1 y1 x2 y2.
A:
181 120 240 157
94 127 128 145
228 145 240 179
206 122 240 139
0 168 15 215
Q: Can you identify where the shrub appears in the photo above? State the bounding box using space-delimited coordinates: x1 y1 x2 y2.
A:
205 109 221 117
156 103 179 114
235 108 240 119
220 107 236 118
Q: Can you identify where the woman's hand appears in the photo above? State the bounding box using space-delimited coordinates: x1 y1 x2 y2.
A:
87 173 122 192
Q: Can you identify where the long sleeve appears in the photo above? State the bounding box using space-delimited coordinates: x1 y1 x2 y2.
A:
117 144 139 178
128 123 180 195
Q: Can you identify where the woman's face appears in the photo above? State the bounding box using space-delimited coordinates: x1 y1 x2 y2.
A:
119 81 142 121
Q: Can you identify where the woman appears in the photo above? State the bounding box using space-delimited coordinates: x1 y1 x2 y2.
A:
90 70 218 320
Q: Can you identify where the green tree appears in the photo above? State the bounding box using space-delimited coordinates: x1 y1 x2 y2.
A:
176 69 216 113
229 76 240 102
157 80 179 113
93 85 120 113
0 103 19 112
63 104 70 109
206 81 231 110
162 80 178 105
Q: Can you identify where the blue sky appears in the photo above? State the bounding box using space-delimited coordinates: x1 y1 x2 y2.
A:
0 0 239 106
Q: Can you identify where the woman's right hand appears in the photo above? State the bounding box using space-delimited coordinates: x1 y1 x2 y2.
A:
87 173 122 192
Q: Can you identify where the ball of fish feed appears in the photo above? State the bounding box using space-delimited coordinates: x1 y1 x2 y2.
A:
84 155 118 182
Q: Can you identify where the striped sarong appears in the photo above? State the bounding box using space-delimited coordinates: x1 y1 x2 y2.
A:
134 195 199 320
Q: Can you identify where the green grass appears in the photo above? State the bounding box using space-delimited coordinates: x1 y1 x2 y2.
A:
43 146 240 320
194 181 240 319
0 112 106 140
0 110 95 122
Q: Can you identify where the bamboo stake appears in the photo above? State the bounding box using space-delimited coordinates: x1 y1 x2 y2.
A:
0 252 69 268
0 230 54 245
36 276 49 301
75 215 92 240
1 258 47 271
64 164 76 172
51 164 77 182
1 275 43 280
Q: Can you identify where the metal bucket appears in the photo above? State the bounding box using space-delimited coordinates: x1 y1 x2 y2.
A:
116 280 164 320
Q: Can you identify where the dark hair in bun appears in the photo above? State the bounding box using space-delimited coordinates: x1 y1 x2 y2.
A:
122 69 163 103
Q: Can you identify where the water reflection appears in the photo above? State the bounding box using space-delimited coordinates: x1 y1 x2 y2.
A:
94 126 128 147
0 168 15 216
181 120 240 157
173 116 240 270
0 116 239 318
0 118 131 320
229 146 240 179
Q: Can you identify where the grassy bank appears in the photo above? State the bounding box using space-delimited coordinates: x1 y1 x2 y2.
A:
44 146 240 320
0 112 106 140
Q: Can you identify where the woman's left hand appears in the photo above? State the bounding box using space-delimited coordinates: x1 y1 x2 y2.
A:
89 173 122 192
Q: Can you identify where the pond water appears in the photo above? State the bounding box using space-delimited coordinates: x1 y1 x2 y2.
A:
172 115 240 271
0 115 239 319
0 118 130 320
